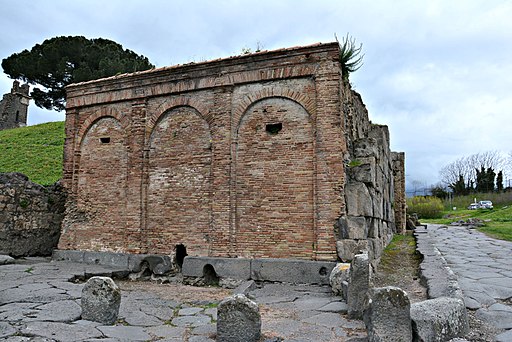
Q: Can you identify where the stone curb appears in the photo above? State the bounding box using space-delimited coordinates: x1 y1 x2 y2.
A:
414 227 464 300
53 250 337 285
184 256 336 285
52 250 168 274
413 225 469 340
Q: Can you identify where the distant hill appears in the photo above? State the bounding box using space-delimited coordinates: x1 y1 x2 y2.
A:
0 121 65 185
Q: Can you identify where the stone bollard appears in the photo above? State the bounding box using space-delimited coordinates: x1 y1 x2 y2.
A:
81 276 121 325
347 252 370 319
217 293 261 342
363 286 412 342
329 262 350 299
411 297 469 342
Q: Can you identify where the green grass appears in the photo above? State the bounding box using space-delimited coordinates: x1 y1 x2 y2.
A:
424 204 512 242
0 121 65 185
442 192 512 210
384 233 416 252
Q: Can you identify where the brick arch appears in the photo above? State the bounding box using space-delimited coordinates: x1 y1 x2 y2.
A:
233 89 315 135
63 116 129 252
146 106 213 256
146 97 212 139
234 97 315 259
76 108 129 149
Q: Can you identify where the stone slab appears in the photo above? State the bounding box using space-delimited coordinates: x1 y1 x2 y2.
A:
182 256 251 279
172 314 212 327
475 308 512 329
98 325 152 341
233 280 257 295
33 300 82 322
495 329 512 342
52 250 165 273
21 321 103 341
179 307 204 316
0 322 17 338
52 249 85 263
317 301 348 313
0 255 15 265
123 310 163 326
145 325 186 339
301 312 349 328
83 251 130 269
251 258 335 285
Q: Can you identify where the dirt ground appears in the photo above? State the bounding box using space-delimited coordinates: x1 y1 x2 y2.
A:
373 232 427 303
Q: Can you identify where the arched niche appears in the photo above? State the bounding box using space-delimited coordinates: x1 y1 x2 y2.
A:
235 97 315 259
146 106 212 255
76 116 128 250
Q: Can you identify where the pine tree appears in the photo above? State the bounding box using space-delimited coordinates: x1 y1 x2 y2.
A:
2 36 154 111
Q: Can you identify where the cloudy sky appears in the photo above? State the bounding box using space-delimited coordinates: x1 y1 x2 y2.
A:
1 0 511 190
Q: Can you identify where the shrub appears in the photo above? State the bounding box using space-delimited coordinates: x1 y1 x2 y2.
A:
407 196 444 219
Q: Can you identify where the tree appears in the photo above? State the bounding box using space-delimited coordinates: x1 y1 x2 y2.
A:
449 174 469 196
2 36 154 111
496 170 504 192
475 166 495 193
439 151 505 190
430 184 449 199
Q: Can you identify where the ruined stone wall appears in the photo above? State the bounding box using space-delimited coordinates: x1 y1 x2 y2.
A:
0 81 30 131
392 152 406 234
59 42 405 264
0 173 66 256
336 84 402 268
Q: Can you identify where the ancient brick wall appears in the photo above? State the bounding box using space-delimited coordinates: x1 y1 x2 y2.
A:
59 42 405 263
0 81 30 131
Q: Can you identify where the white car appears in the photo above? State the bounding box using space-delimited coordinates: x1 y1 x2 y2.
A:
467 203 479 210
478 200 493 209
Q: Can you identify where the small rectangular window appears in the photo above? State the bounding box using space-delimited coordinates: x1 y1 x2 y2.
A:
266 123 282 135
100 137 111 144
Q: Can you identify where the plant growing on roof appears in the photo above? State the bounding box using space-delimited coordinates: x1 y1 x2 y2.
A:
336 34 364 82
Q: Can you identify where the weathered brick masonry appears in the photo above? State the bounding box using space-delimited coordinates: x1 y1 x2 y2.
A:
59 42 405 264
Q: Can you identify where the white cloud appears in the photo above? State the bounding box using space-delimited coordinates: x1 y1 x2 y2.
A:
1 0 511 189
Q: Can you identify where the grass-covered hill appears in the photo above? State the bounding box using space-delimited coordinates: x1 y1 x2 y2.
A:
0 121 65 185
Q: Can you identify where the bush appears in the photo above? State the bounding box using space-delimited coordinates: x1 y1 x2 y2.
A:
407 196 444 219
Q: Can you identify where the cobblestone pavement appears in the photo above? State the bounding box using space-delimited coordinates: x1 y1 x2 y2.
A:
417 224 512 342
0 257 367 341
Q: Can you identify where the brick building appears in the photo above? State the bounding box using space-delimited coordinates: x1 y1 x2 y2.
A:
0 81 30 130
59 42 405 266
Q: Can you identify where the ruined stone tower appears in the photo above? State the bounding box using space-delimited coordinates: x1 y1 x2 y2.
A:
58 42 405 272
0 81 30 130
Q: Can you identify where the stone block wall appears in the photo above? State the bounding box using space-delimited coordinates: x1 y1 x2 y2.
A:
336 84 402 268
392 152 406 234
0 173 66 256
0 81 30 131
59 42 405 264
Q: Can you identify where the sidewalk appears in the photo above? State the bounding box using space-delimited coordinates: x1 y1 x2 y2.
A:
0 257 367 341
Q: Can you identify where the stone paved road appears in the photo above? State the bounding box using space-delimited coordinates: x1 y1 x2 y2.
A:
0 257 367 342
417 224 512 342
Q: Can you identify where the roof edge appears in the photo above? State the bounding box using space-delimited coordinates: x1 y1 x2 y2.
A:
66 41 340 89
